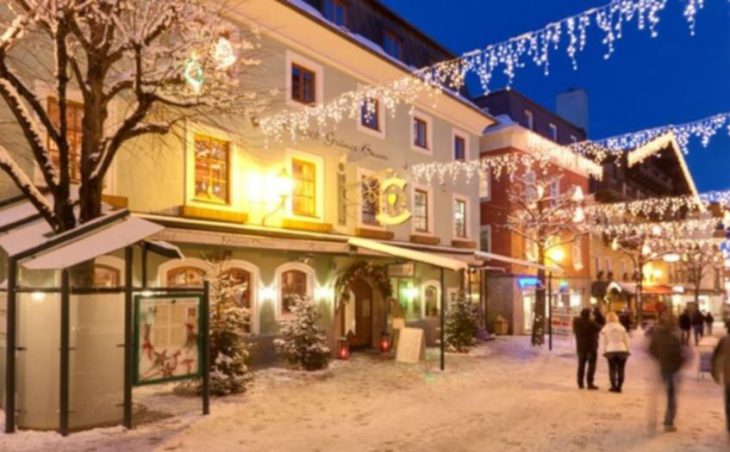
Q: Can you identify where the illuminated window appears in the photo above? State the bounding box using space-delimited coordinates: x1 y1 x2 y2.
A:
413 117 428 149
94 264 120 287
360 98 381 131
48 97 83 182
281 269 308 315
424 285 440 317
383 29 403 60
454 134 466 161
361 175 380 226
480 225 491 252
454 198 467 238
194 134 229 204
292 158 317 217
167 266 206 287
291 64 316 105
479 169 491 199
324 0 348 27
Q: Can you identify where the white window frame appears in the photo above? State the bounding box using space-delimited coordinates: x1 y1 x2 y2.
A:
157 257 211 286
410 110 433 154
411 183 434 236
549 123 558 141
452 193 471 241
480 225 492 253
285 50 324 108
479 168 491 201
420 279 442 318
185 122 237 208
356 93 386 139
225 259 261 334
274 262 316 320
286 149 325 221
357 167 383 230
524 109 534 130
451 128 470 161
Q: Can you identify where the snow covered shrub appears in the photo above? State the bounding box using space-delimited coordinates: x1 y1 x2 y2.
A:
274 295 331 371
445 294 480 352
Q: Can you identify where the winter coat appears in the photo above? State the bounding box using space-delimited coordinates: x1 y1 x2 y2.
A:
600 322 630 356
705 313 714 325
692 311 705 327
678 312 691 331
712 335 730 386
649 325 685 374
593 309 606 328
573 315 600 354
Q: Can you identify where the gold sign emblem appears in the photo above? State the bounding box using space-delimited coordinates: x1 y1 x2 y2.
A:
376 176 412 226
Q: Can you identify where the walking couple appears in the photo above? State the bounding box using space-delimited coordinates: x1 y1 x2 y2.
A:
574 308 630 392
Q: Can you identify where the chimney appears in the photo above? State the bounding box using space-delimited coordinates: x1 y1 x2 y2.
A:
556 88 589 134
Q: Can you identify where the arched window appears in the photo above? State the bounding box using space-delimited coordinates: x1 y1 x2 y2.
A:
223 267 252 308
422 281 441 318
167 266 206 287
274 262 316 319
94 264 121 287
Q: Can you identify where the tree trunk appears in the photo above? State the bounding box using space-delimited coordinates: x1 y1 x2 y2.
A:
532 245 546 346
71 177 105 288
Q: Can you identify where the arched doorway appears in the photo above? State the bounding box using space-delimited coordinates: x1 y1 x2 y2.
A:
344 278 373 348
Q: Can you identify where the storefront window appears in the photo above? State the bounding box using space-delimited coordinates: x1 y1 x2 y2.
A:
167 266 206 287
194 134 229 204
424 285 439 317
281 269 308 315
94 264 120 287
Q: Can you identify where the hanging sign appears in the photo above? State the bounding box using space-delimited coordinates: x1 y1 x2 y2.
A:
134 294 203 385
376 175 412 225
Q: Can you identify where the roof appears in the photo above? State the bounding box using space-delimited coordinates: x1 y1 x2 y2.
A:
348 237 467 271
474 250 548 271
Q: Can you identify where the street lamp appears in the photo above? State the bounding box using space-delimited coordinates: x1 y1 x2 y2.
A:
262 168 293 226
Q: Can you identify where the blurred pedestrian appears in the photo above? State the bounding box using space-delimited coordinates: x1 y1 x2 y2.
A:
619 309 632 333
692 309 705 345
705 311 714 336
573 308 600 390
601 312 630 393
711 323 730 433
648 314 685 432
678 309 691 346
593 306 606 328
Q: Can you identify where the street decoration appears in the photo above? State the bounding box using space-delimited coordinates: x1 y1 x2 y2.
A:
376 175 412 226
334 261 392 309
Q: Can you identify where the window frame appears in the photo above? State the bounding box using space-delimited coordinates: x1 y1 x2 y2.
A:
452 194 470 240
411 184 433 235
286 150 325 221
323 0 348 27
480 224 492 253
47 97 84 183
382 28 403 60
479 168 491 201
285 51 324 107
357 168 383 229
274 262 316 320
524 109 534 130
421 280 442 318
549 123 558 141
410 110 433 154
356 95 386 139
452 128 469 162
291 157 318 218
192 133 231 205
290 63 317 105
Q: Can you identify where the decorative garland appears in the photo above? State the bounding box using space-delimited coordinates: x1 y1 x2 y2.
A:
334 260 392 308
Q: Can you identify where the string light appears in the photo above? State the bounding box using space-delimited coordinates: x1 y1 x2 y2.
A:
213 37 237 70
183 54 205 92
259 0 706 142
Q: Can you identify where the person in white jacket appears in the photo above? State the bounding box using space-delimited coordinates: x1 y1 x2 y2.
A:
600 311 631 393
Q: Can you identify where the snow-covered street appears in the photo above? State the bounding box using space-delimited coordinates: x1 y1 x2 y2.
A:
1 331 729 452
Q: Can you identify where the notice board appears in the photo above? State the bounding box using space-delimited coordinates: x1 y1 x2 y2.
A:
396 327 425 364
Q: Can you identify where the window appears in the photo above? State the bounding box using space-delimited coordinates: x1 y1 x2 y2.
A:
360 98 381 132
424 284 440 317
361 175 380 226
291 64 316 105
524 170 537 201
167 266 206 287
480 225 491 252
292 158 317 217
323 0 347 27
453 134 466 161
453 198 467 239
413 189 429 233
549 123 558 141
383 29 403 60
549 179 560 206
94 264 120 287
413 117 428 149
479 169 491 200
525 110 534 130
572 241 583 271
281 269 308 315
222 268 252 308
48 97 83 182
194 135 229 204
570 135 578 144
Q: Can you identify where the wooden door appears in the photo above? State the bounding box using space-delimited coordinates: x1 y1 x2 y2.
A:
348 278 373 348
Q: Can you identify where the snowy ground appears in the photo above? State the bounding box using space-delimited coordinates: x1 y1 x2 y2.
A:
1 330 729 452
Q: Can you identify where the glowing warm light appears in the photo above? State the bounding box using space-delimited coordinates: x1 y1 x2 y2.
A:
536 184 545 199
183 54 204 92
641 244 652 256
653 269 662 279
547 247 565 263
314 286 333 301
402 285 419 301
651 225 662 236
611 238 619 251
572 186 585 202
663 253 680 263
572 207 585 223
259 285 276 300
31 291 45 302
273 169 294 199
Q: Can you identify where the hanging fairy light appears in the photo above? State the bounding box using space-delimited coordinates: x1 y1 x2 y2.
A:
259 0 708 142
183 54 205 93
213 37 237 70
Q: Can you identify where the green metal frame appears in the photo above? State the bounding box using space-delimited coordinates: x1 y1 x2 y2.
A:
132 293 205 386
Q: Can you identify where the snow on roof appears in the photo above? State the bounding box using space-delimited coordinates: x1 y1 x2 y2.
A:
22 216 164 270
0 198 44 230
0 219 52 256
348 237 468 272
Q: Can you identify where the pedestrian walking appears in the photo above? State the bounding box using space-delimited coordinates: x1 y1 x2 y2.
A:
705 311 714 336
573 307 600 390
678 309 691 346
600 312 630 393
619 309 632 333
648 314 685 432
711 324 730 433
692 309 705 345
593 306 606 328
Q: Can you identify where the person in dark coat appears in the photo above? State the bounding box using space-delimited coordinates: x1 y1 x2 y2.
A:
711 323 730 432
705 311 714 336
678 309 691 346
592 306 606 328
573 307 601 390
619 309 632 333
649 315 685 432
692 309 705 345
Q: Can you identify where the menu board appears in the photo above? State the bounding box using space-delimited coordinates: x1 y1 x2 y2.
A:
134 294 203 385
396 327 425 364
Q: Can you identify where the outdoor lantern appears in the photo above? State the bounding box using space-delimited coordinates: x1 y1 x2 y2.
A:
379 331 391 353
337 337 350 360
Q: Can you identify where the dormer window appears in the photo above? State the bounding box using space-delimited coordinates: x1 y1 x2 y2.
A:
524 110 534 130
383 29 403 60
324 0 347 27
549 123 558 141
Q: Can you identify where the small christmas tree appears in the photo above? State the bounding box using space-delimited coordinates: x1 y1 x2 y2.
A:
445 294 480 353
274 295 331 371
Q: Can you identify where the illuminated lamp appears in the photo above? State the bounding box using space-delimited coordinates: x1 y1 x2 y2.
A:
663 253 680 263
610 238 619 251
547 247 565 263
379 331 391 353
337 337 350 360
571 186 585 202
183 55 204 92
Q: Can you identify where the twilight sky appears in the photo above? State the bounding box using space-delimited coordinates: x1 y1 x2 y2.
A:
381 0 730 193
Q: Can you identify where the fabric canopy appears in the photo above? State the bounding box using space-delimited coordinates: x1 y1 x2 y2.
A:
473 250 548 271
348 237 468 271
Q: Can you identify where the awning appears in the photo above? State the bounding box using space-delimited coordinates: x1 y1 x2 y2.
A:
474 250 548 271
617 282 636 295
642 285 674 296
348 237 467 271
22 216 164 270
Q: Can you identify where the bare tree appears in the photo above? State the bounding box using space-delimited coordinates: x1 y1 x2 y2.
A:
681 242 724 306
503 157 586 346
0 0 261 233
